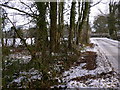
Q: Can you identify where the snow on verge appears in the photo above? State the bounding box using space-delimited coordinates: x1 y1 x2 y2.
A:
62 41 120 88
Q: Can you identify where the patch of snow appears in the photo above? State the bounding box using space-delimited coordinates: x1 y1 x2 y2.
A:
67 81 87 88
67 76 120 88
92 38 120 44
12 76 25 83
9 53 31 64
20 71 27 75
62 41 120 88
63 63 88 82
63 58 112 82
87 76 119 88
20 68 41 76
29 68 39 75
52 52 59 56
30 75 41 80
10 68 42 87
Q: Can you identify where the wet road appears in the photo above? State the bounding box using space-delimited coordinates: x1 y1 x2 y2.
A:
90 38 120 73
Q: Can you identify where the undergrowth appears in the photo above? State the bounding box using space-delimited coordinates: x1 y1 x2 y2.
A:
2 43 96 89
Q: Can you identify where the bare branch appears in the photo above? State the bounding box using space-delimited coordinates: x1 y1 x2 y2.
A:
90 0 102 8
63 8 71 14
0 4 38 19
6 16 35 58
98 8 106 15
20 1 36 15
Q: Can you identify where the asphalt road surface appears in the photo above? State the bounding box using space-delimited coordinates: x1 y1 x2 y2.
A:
90 38 120 73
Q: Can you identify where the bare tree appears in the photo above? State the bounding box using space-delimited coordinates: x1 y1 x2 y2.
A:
68 1 76 48
76 2 89 45
58 2 64 46
35 2 48 59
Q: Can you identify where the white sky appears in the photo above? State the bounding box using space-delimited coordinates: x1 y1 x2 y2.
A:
90 0 119 25
90 0 109 25
1 0 119 31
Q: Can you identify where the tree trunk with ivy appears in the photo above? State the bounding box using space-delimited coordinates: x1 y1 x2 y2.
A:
35 2 48 60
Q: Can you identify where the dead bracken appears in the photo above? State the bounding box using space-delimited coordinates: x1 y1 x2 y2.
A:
74 51 97 70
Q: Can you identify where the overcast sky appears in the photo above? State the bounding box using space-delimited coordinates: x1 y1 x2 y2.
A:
90 0 109 25
90 0 119 24
1 0 119 31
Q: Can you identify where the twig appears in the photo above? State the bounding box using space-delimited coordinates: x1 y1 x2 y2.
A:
20 1 36 15
6 16 35 58
0 4 38 19
90 0 102 8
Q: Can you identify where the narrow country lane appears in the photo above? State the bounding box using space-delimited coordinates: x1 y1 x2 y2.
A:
90 38 120 73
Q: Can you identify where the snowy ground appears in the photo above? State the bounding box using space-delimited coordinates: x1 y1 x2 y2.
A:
90 38 120 73
62 39 120 88
8 53 31 64
8 68 42 88
2 37 120 88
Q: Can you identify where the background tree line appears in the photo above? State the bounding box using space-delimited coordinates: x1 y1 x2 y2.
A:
93 1 120 40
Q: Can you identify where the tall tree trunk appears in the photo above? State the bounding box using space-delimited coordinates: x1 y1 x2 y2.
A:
85 16 90 44
12 30 16 47
35 2 48 60
68 2 76 48
61 2 64 39
58 2 64 45
1 19 4 47
118 1 120 38
76 2 89 45
76 2 85 45
2 36 4 47
31 37 32 45
85 3 90 44
50 2 57 53
5 31 7 46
